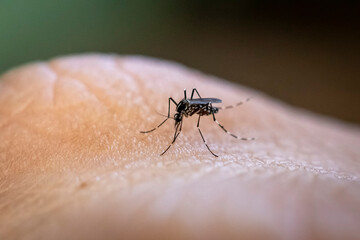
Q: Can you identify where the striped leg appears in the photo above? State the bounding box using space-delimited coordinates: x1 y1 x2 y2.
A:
191 88 202 99
197 115 218 157
140 97 177 133
160 119 183 156
210 103 255 141
218 98 251 110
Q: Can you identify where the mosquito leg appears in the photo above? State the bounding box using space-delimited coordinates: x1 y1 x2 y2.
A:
160 120 183 156
171 119 182 141
210 103 255 141
197 115 218 157
140 97 177 133
190 88 202 99
218 98 251 110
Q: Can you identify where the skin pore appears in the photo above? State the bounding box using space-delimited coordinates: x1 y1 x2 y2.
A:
0 54 360 239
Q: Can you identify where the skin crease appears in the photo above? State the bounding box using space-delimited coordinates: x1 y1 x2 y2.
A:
0 54 360 240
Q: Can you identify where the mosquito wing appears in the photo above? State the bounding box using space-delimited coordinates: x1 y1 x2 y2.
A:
188 98 222 105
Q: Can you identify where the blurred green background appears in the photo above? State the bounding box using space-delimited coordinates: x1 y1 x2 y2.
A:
1 0 359 123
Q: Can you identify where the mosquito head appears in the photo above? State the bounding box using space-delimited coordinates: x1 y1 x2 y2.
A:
174 113 182 125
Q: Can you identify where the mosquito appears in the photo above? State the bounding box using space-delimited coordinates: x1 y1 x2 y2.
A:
140 88 254 157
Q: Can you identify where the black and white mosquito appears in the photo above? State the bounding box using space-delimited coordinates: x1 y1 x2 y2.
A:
140 88 254 157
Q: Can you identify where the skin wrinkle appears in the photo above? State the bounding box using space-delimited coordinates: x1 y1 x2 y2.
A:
48 55 141 109
114 58 143 92
47 62 111 110
2 59 146 173
1 54 360 239
0 65 54 128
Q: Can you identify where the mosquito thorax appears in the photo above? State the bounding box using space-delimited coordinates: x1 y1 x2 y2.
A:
176 99 188 113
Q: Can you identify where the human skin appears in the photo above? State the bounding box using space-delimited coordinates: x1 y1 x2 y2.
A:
0 54 360 240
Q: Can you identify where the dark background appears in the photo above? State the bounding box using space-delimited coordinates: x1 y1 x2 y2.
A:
1 0 359 123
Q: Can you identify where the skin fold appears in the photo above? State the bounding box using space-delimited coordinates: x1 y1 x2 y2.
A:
0 54 360 240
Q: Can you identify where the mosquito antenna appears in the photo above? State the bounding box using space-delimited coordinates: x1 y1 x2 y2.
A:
155 109 174 119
